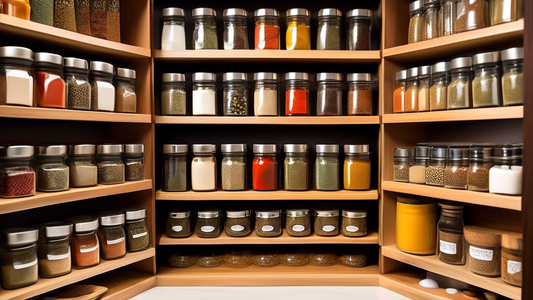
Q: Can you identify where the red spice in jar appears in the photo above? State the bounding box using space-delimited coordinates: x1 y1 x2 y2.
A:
253 156 277 190
393 86 405 113
285 88 308 115
71 232 100 268
255 24 279 49
0 171 35 198
36 72 66 108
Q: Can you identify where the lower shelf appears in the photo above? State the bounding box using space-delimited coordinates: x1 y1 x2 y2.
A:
157 264 380 286
380 271 469 300
85 271 157 300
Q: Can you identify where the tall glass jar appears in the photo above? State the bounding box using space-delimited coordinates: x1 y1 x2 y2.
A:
0 228 38 289
166 211 192 238
191 144 216 192
124 208 149 252
254 72 278 116
37 222 72 278
223 72 248 116
405 67 419 112
33 52 66 108
285 8 310 50
252 144 277 191
67 216 99 269
161 73 186 115
472 51 501 108
421 0 439 40
394 70 407 113
344 145 371 190
347 73 372 115
438 204 465 265
64 57 91 110
221 144 247 191
192 72 217 116
394 148 411 183
284 144 308 191
444 148 469 189
315 144 339 191
426 147 446 186
33 145 69 192
67 144 97 188
254 9 280 50
0 46 34 107
439 0 455 36
286 208 311 237
347 9 373 50
448 57 472 109
90 61 115 112
430 62 448 111
96 144 124 185
501 47 523 106
408 0 423 43
223 8 248 50
192 8 218 50
163 144 188 192
455 0 489 33
418 66 430 112
97 212 126 260
115 67 137 113
410 146 429 184
0 145 35 198
490 0 522 25
317 8 341 50
467 148 493 192
123 144 144 181
316 72 342 116
285 72 309 116
161 7 186 51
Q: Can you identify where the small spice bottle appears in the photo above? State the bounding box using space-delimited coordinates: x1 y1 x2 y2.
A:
115 68 137 113
343 145 371 190
315 144 340 191
97 212 126 260
124 208 149 252
64 57 91 110
286 208 311 237
418 66 430 111
96 144 125 185
224 249 253 268
167 251 197 268
29 0 53 26
501 232 522 287
284 144 309 191
223 8 248 50
53 0 76 31
279 252 309 266
317 8 342 50
252 144 277 191
339 251 368 267
393 70 407 113
123 144 145 181
341 210 367 237
90 61 115 112
33 52 66 108
405 67 419 112
254 72 278 116
162 144 188 192
455 0 489 33
437 204 465 265
0 46 34 107
447 57 472 109
33 145 70 192
489 145 522 195
430 61 448 111
195 210 223 238
252 251 279 267
426 147 446 186
166 211 192 238
285 72 309 116
314 209 339 236
161 73 186 116
410 146 429 184
393 148 411 183
192 72 217 116
464 226 502 277
285 8 311 50
161 7 186 51
74 0 90 35
348 73 372 116
192 8 218 50
396 196 436 255
221 144 247 191
440 0 455 36
421 0 439 40
255 210 282 237
444 148 469 189
223 72 248 116
490 0 523 25
196 250 224 267
501 47 523 106
254 9 280 50
316 72 342 116
225 210 252 237
472 51 501 108
37 222 73 278
0 145 35 198
467 148 493 192
191 144 217 192
0 228 39 289
408 0 423 43
347 9 373 50
67 216 100 268
66 144 97 188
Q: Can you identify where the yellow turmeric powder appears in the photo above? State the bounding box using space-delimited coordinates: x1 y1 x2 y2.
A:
344 158 371 190
286 22 310 50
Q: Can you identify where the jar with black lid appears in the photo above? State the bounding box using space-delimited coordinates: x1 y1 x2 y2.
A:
341 210 367 237
225 210 252 237
286 209 311 237
195 210 222 238
223 8 248 50
33 145 69 192
467 148 493 192
0 228 39 290
426 147 446 186
316 72 342 116
115 67 137 113
444 148 469 189
0 145 36 198
37 222 72 278
123 144 145 181
255 210 282 237
223 72 248 116
166 211 192 238
64 57 91 110
124 208 149 252
393 148 411 182
33 52 66 108
163 144 188 192
346 9 372 50
0 46 34 107
314 209 339 236
96 144 124 185
437 204 465 265
90 61 115 112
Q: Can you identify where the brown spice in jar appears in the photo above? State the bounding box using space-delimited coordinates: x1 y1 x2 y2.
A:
341 217 367 237
224 216 252 237
75 0 91 35
278 252 309 266
502 247 522 286
455 0 487 33
165 214 191 238
393 165 410 182
339 252 367 267
285 215 311 237
97 227 126 260
223 250 253 268
196 251 224 268
106 0 120 42
167 252 196 268
54 0 77 32
252 252 279 267
438 230 464 265
425 165 445 186
195 216 222 238
255 216 282 237
71 232 99 268
90 0 107 39
309 252 338 266
444 166 468 189
467 166 490 191
116 86 137 113
430 83 447 110
467 243 501 276
314 215 339 236
348 89 372 115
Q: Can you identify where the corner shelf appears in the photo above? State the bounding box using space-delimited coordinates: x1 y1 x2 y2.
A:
85 271 157 300
155 116 380 125
379 271 468 300
382 106 523 124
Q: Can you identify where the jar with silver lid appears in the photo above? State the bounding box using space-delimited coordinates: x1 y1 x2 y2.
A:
472 51 501 108
0 46 34 107
490 0 524 25
489 145 522 195
348 73 372 116
253 144 278 191
195 210 222 238
223 72 248 116
161 7 186 51
0 228 39 289
344 145 371 190
426 147 447 186
192 72 217 116
96 144 124 185
33 52 66 108
33 145 69 192
408 0 423 43
191 144 217 192
0 145 36 198
285 8 311 50
124 208 149 252
286 208 311 237
468 148 493 191
394 148 411 183
285 72 309 116
439 0 455 36
255 210 282 237
161 73 186 116
394 70 407 113
314 209 339 236
90 61 115 112
455 0 489 33
115 68 137 113
123 144 144 181
342 210 367 237
192 8 218 50
64 57 91 110
254 9 280 50
501 47 523 106
166 211 192 238
421 0 439 40
284 144 308 191
418 66 430 111
317 8 342 50
405 67 419 112
316 72 342 116
410 146 429 184
315 144 339 191
37 222 72 278
221 144 247 191
97 212 126 260
254 72 278 116
430 61 448 111
163 144 187 192
448 57 472 109
225 210 252 237
444 148 469 189
67 216 100 268
223 8 248 50
347 9 373 50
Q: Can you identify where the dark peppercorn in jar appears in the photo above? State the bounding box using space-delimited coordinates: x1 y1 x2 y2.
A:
195 210 222 238
314 209 339 236
166 211 192 238
285 209 311 237
124 208 149 252
225 210 252 237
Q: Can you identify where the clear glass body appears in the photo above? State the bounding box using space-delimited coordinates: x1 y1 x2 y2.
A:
317 81 342 116
0 63 34 107
90 72 115 112
489 0 522 25
347 17 372 50
418 76 430 112
344 153 371 190
166 215 192 238
65 69 91 110
34 63 66 108
96 154 125 184
224 16 248 50
191 153 216 191
224 81 248 116
115 76 137 113
192 82 217 116
33 156 69 192
286 15 311 50
125 219 149 252
315 152 339 191
455 0 489 33
0 244 38 289
284 152 308 191
438 208 465 265
67 155 97 188
37 237 71 278
252 153 277 191
410 158 428 183
430 73 448 111
124 153 145 181
255 216 282 237
394 157 410 182
440 0 456 36
448 68 472 109
317 16 341 50
472 63 501 107
502 246 522 286
221 152 247 191
4 0 31 20
502 60 523 106
71 231 99 268
161 81 186 115
468 159 493 191
314 215 339 236
0 158 35 198
162 19 186 51
285 80 309 116
255 15 280 50
163 153 187 192
408 8 423 43
444 159 469 189
286 214 311 237
193 16 218 50
97 225 126 260
405 77 418 112
393 79 406 113
422 1 439 40
348 81 372 115
195 215 222 238
224 215 252 237
342 215 367 237
426 159 445 186
254 80 278 116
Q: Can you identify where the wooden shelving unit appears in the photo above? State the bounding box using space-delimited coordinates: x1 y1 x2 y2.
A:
382 106 523 124
379 271 469 300
0 106 152 123
155 116 380 125
85 271 157 300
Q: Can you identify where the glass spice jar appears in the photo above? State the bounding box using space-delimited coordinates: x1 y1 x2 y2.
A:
468 148 493 192
396 196 437 255
444 148 469 189
224 249 253 268
115 67 137 113
96 144 125 185
393 70 407 113
252 251 279 267
33 145 69 192
191 144 217 192
472 51 501 108
123 144 145 181
0 228 39 290
90 61 115 112
37 222 72 278
284 144 308 191
447 57 472 109
221 144 247 191
97 212 126 260
285 72 309 116
33 52 66 108
490 0 523 25
196 249 224 268
67 216 100 269
254 72 278 116
53 0 76 31
255 210 282 237
464 225 502 277
347 73 372 115
339 251 368 267
124 208 149 252
344 145 371 190
437 204 465 265
192 8 218 50
286 208 311 237
167 251 197 268
341 210 367 237
405 67 419 112
501 47 523 106
106 0 120 42
489 145 523 195
161 7 186 51
421 0 439 40
225 210 252 237
316 72 342 116
0 46 34 107
418 66 430 112
410 146 429 184
195 210 222 238
67 144 97 188
278 252 309 266
455 0 489 33
162 144 188 192
161 73 186 116
393 148 411 182
64 57 91 110
408 0 423 44
192 72 217 116
223 8 248 50
74 0 90 35
347 9 373 50
309 251 338 266
166 211 192 238
501 232 522 287
285 8 311 50
426 147 446 186
315 144 339 191
254 9 279 50
223 72 248 116
439 0 455 36
314 209 339 236
0 145 35 198
317 8 342 50
252 144 277 191
430 62 448 111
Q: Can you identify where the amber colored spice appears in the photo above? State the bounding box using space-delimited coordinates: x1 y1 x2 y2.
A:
106 0 120 42
348 89 372 115
75 0 91 35
71 233 100 268
90 0 107 39
255 24 279 50
393 86 405 113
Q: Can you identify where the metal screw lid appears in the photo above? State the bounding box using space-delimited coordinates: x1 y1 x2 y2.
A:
90 61 114 74
396 70 407 81
226 210 251 218
342 210 367 218
193 72 216 82
124 208 146 220
472 51 500 65
493 146 515 159
97 144 123 155
409 0 423 12
253 144 276 154
36 145 68 156
254 72 277 81
124 144 144 154
347 73 371 82
221 144 247 153
286 208 310 217
318 8 342 17
39 222 73 239
424 0 439 4
284 144 308 153
66 216 99 233
197 210 220 219
316 144 339 153
418 66 430 77
0 145 34 158
162 7 185 18
34 52 63 65
163 144 188 154
344 144 370 154
0 46 33 61
447 148 469 160
1 228 39 247
193 144 216 153
407 67 418 79
501 47 524 61
223 72 247 82
285 72 308 81
394 148 410 157
69 144 96 156
470 148 493 159
192 8 216 17
162 73 185 83
316 72 342 82
116 68 136 79
254 8 279 17
415 146 429 158
286 8 310 17
347 9 373 18
169 211 191 219
431 61 447 74
256 210 281 218
64 57 88 69
430 147 447 159
99 212 126 226
223 8 247 17
450 57 472 70
315 209 339 217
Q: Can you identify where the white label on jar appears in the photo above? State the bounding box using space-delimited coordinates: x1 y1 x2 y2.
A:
231 225 245 232
469 246 493 261
346 226 359 233
172 225 183 232
440 240 457 255
133 231 148 239
262 225 274 232
13 259 37 270
107 237 125 245
80 244 99 253
322 225 336 232
292 225 305 232
47 251 70 261
508 260 522 274
201 226 215 233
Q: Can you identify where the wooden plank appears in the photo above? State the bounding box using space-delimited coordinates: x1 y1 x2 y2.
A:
380 271 470 300
0 106 152 123
155 116 381 125
382 106 524 124
87 271 157 300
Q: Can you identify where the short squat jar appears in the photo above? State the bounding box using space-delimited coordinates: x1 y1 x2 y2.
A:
316 72 342 116
0 145 36 198
341 210 367 237
96 144 125 185
285 72 309 116
0 46 34 107
192 8 218 50
425 147 446 187
223 72 248 116
67 144 97 188
161 7 186 51
285 8 311 50
254 9 280 50
191 144 217 192
464 225 502 277
348 73 372 116
33 145 69 192
467 148 493 192
472 51 501 108
501 47 523 106
444 148 469 189
344 145 371 190
124 208 149 252
64 57 91 110
284 144 308 191
123 144 144 181
221 144 247 191
225 210 252 237
223 8 248 50
317 8 341 50
33 52 66 108
314 209 339 236
67 216 100 269
315 144 339 191
286 208 311 237
115 68 137 113
347 9 372 50
393 148 411 183
166 211 192 238
97 212 126 260
161 73 186 116
254 72 278 116
37 222 72 278
195 210 222 238
0 228 39 290
162 144 188 192
447 57 472 109
90 61 115 112
255 210 282 237
192 72 217 116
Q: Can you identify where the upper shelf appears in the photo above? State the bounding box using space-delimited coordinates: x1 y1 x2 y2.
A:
0 14 150 59
0 106 152 123
155 116 380 125
153 49 381 63
382 106 523 124
383 20 524 63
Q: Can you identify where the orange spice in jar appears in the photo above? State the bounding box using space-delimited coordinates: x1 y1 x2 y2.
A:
394 70 407 113
254 9 280 50
285 72 309 116
67 216 100 269
97 212 126 260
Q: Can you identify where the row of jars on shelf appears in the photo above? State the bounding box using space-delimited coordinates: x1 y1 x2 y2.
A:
161 7 373 51
162 143 372 192
0 46 137 113
0 144 145 198
0 209 149 290
166 209 368 239
397 198 522 287
394 47 523 113
408 0 524 44
161 72 373 116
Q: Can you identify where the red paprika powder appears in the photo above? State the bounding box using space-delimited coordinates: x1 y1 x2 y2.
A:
285 88 308 115
255 24 279 49
33 53 66 108
252 144 278 191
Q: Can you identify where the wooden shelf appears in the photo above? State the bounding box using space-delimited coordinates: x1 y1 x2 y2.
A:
0 106 152 123
382 106 523 124
155 116 380 125
383 20 524 63
85 271 156 300
381 245 521 299
157 264 380 286
156 189 379 201
0 248 155 300
153 49 381 63
0 180 152 215
382 181 521 211
158 231 378 245
0 15 150 59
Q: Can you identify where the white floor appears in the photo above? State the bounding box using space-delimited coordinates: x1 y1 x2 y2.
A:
130 286 412 300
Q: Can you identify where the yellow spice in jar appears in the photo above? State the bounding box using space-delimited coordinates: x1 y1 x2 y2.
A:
344 158 370 190
286 22 310 50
